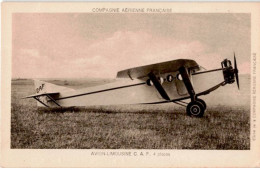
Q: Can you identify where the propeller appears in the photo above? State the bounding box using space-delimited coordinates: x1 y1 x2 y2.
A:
234 53 239 89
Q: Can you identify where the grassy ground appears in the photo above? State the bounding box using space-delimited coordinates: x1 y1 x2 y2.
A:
11 77 250 149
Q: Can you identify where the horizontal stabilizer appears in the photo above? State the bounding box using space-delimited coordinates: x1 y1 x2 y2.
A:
22 92 59 99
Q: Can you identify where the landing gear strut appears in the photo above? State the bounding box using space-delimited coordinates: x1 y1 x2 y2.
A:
179 66 207 117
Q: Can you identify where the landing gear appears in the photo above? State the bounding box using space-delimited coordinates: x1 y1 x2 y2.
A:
186 100 205 117
196 98 207 109
178 66 207 117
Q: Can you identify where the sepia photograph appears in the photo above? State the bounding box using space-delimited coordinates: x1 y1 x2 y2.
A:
1 2 260 168
11 12 250 149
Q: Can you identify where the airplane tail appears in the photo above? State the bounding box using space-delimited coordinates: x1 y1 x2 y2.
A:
33 79 73 95
23 79 74 107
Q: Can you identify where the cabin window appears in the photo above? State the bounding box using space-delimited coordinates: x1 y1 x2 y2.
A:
166 75 174 82
146 79 153 86
177 73 183 81
158 77 164 84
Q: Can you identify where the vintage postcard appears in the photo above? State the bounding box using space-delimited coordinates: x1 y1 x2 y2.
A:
1 2 260 168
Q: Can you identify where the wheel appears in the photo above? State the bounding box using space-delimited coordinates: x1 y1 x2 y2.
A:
196 98 207 109
186 101 205 117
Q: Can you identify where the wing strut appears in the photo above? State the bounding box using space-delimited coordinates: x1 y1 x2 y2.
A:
148 72 170 100
179 66 196 101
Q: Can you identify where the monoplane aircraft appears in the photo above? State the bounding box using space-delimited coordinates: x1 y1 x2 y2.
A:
24 54 239 117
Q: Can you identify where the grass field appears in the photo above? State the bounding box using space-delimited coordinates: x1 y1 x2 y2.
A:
11 76 250 149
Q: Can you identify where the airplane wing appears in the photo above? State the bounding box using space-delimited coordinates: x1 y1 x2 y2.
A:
116 59 200 79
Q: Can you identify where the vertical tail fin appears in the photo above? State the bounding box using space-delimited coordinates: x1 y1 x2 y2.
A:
33 79 74 95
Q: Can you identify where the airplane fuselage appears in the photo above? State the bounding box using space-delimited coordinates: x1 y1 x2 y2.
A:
37 69 225 107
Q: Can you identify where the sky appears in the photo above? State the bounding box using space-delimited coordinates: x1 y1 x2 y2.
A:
12 13 250 78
